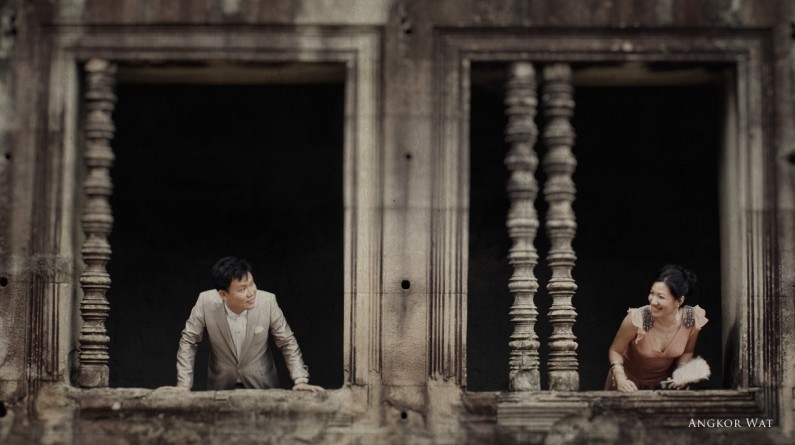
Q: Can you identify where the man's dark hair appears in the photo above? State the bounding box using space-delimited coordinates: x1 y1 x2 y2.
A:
211 257 252 291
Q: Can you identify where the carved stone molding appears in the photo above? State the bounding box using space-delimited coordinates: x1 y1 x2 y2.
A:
504 62 541 391
78 58 116 388
497 389 764 439
67 27 382 387
541 63 579 391
436 28 779 419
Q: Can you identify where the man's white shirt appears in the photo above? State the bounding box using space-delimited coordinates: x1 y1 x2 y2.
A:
224 304 248 359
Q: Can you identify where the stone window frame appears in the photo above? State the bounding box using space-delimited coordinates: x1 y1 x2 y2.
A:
60 26 383 391
433 28 784 429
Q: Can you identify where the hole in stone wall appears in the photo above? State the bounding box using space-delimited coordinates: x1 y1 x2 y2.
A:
0 277 8 287
4 152 9 160
0 401 6 417
468 63 724 391
400 411 408 420
109 80 345 390
401 280 411 290
787 151 795 165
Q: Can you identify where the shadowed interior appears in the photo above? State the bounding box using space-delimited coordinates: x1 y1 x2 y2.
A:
468 73 724 391
108 82 345 390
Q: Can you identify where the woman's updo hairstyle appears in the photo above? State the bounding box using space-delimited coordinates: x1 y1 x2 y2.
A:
654 264 697 301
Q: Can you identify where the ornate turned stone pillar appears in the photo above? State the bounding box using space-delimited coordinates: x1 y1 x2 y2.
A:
77 58 116 388
541 64 579 390
504 62 541 391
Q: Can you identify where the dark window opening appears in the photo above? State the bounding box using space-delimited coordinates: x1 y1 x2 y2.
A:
108 81 345 390
468 64 723 391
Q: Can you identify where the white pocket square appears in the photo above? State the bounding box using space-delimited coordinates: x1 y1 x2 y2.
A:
254 326 265 334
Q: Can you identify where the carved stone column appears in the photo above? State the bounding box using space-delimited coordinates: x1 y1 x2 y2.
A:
541 64 579 390
504 62 541 391
78 58 116 388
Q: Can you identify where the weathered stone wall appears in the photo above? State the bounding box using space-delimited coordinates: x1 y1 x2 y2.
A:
0 1 793 444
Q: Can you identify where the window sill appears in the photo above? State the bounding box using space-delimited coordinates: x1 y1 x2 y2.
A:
494 389 766 429
71 386 357 425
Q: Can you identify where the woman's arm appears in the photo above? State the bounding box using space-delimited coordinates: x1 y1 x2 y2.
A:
607 313 639 392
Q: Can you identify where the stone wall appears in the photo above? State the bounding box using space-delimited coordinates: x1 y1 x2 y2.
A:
1 1 793 444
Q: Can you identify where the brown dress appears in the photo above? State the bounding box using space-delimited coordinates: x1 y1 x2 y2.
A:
605 305 708 390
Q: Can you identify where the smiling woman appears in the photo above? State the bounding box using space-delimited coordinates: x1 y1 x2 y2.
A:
606 264 708 391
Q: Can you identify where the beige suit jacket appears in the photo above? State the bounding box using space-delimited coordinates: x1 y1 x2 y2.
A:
176 289 309 390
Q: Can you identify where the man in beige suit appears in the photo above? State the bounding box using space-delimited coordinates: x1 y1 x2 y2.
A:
175 256 323 392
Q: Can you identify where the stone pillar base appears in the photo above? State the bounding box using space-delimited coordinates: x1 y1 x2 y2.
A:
78 365 109 388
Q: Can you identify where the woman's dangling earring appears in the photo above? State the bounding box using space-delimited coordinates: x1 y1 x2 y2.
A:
675 306 681 324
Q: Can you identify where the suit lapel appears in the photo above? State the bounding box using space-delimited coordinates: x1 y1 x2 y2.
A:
238 294 262 363
212 294 239 363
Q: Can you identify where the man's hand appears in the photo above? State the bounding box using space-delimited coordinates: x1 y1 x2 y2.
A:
292 382 325 393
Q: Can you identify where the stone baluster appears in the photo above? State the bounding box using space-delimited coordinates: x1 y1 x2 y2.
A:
541 64 579 390
78 59 117 388
504 62 541 391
